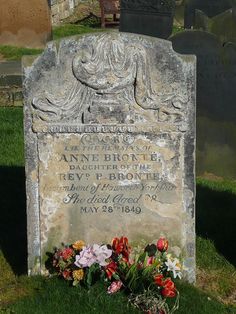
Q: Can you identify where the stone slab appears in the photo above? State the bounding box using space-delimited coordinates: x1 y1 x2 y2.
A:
23 32 196 281
119 0 175 39
170 30 236 178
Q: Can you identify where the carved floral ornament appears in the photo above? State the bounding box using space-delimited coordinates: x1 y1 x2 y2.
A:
32 34 187 124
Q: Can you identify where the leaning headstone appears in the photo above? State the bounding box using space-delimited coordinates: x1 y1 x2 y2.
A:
170 30 236 178
194 7 236 44
23 32 196 281
184 0 233 29
0 0 51 48
119 0 175 39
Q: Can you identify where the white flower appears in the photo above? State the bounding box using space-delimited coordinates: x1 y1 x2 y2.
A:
74 244 112 268
165 258 182 279
92 244 112 266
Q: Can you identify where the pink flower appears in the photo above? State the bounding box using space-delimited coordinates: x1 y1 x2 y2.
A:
146 256 154 266
107 280 123 294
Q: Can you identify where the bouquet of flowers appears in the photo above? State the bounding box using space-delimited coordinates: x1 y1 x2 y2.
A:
47 236 182 314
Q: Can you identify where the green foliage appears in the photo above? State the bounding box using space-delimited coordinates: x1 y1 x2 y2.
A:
0 46 42 61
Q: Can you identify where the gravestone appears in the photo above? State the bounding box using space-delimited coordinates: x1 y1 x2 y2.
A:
119 0 175 39
184 0 233 29
23 32 196 281
0 0 51 48
170 30 236 178
174 0 186 27
194 7 236 44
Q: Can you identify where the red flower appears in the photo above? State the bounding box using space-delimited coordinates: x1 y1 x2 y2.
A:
156 238 168 252
161 287 176 298
60 247 74 260
105 261 118 279
161 278 176 298
62 269 72 280
112 236 130 262
154 275 176 298
154 274 164 286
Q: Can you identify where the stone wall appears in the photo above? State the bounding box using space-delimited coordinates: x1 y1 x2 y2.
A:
51 0 80 25
0 61 23 107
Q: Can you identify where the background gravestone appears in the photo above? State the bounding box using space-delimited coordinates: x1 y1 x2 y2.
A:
0 0 51 48
119 0 175 39
23 32 196 281
184 0 234 28
174 0 186 27
194 7 236 44
170 30 236 178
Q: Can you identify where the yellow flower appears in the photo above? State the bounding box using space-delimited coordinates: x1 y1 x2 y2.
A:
72 240 85 250
73 269 84 281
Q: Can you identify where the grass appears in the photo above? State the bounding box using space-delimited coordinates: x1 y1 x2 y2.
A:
196 177 236 266
0 107 235 313
0 107 24 166
0 46 43 61
4 278 141 314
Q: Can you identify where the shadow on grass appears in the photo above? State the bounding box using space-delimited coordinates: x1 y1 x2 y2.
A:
0 166 27 275
196 183 236 266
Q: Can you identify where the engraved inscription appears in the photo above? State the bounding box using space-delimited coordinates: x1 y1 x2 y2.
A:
38 132 183 247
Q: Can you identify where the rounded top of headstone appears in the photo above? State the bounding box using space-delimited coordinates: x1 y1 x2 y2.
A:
169 30 222 54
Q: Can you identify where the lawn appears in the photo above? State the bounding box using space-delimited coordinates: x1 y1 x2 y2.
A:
0 107 235 313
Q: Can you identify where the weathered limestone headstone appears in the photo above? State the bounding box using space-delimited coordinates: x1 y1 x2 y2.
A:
0 0 51 48
170 30 236 178
119 0 176 39
23 32 196 281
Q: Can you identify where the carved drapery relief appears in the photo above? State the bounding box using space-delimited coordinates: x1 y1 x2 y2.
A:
32 34 187 124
